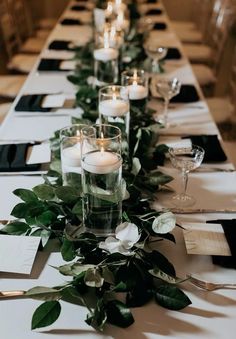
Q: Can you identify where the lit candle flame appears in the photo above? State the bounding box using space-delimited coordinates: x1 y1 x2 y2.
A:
104 29 110 49
100 131 105 153
133 69 138 86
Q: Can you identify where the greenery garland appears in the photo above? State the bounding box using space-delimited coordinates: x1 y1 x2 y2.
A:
0 2 192 332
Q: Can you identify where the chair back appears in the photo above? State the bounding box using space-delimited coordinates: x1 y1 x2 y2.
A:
0 0 21 60
6 0 34 43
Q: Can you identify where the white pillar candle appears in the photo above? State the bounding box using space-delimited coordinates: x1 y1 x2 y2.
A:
61 143 81 167
82 150 122 174
94 48 118 61
99 99 129 117
127 83 148 100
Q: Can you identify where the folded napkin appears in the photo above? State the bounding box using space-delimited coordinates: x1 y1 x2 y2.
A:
165 47 182 60
153 22 167 30
60 18 82 26
38 59 72 72
207 219 236 269
15 95 51 112
0 143 41 172
70 5 87 11
48 40 75 51
182 135 227 162
146 8 163 15
170 85 199 103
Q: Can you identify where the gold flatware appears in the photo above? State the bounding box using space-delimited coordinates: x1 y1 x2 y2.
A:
161 208 236 214
0 290 26 299
187 275 236 291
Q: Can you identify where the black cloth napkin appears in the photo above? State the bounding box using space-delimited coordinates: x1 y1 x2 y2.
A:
60 18 82 25
146 8 163 15
70 5 87 11
38 59 71 72
48 40 75 51
182 135 227 162
153 22 167 30
146 0 159 3
0 143 41 172
170 85 199 103
15 94 51 112
165 47 182 60
207 219 236 269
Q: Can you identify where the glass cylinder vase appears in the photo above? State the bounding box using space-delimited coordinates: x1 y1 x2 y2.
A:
81 124 123 236
121 69 148 114
99 85 130 162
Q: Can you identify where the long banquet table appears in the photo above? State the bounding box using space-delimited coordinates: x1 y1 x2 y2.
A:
1 1 236 338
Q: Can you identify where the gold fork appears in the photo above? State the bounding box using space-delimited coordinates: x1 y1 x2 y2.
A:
187 275 236 291
0 290 26 299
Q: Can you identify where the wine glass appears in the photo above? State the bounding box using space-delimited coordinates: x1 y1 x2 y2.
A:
169 145 205 207
144 45 167 73
155 77 181 127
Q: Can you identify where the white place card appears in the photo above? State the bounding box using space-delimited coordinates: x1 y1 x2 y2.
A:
41 94 66 108
0 235 41 274
26 143 51 165
60 60 77 70
182 222 231 256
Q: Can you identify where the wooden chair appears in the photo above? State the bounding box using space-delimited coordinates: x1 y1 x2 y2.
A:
0 1 37 73
171 0 213 44
207 45 236 123
0 102 11 124
6 0 46 54
188 1 235 90
182 0 229 63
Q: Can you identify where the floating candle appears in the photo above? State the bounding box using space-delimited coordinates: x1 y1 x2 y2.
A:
82 150 122 174
127 83 148 100
61 143 81 167
99 99 129 117
94 48 118 61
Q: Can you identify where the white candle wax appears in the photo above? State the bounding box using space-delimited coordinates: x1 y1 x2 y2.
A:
61 143 81 167
82 151 122 174
94 48 118 61
127 83 148 100
99 99 129 117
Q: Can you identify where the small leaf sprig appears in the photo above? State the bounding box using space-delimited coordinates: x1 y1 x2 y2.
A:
27 220 191 331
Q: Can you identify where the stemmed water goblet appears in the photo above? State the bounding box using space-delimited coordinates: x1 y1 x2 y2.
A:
155 77 181 127
168 145 205 207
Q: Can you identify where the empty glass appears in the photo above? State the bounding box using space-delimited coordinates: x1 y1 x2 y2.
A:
155 77 181 127
144 45 167 73
169 145 205 207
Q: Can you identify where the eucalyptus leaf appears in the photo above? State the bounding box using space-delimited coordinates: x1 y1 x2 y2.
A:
55 186 80 203
149 268 183 284
33 184 55 200
60 237 76 261
131 157 141 176
13 188 38 203
155 285 192 310
106 300 134 328
39 229 51 248
1 221 30 235
31 301 61 330
26 286 64 301
84 268 104 288
11 203 30 218
58 262 95 276
36 211 57 226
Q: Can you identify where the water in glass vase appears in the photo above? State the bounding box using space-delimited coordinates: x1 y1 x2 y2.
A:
81 151 122 236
